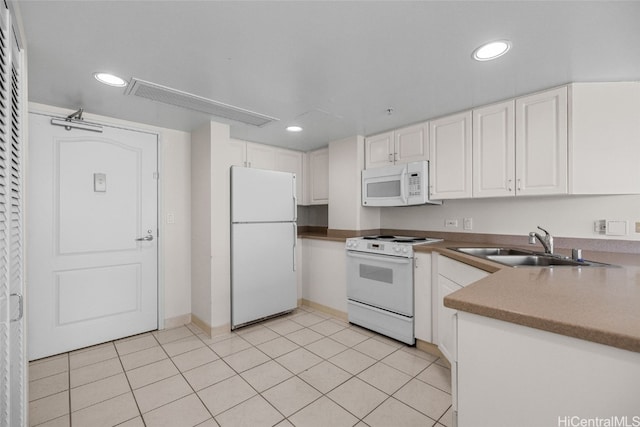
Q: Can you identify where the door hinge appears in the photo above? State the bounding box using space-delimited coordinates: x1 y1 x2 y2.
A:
153 172 159 179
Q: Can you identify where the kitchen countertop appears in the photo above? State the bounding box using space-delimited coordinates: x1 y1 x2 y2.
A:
426 243 640 354
300 231 640 353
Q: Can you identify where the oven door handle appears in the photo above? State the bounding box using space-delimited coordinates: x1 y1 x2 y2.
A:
346 251 411 264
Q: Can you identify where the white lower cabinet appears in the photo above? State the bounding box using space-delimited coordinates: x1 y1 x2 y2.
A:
456 312 640 427
413 252 432 343
436 275 462 362
300 238 347 314
436 255 489 363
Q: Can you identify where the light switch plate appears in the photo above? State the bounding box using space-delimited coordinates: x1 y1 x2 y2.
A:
93 173 106 192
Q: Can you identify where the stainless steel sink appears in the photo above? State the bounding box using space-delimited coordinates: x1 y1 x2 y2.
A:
449 247 615 268
454 247 533 257
486 255 583 267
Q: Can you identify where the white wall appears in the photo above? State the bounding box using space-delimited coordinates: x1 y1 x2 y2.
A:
381 194 640 241
29 102 193 326
329 135 380 231
161 128 191 323
190 123 212 326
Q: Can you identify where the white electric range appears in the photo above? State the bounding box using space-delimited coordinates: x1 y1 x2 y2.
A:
345 235 442 344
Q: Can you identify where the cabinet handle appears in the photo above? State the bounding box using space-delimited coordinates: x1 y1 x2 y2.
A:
394 152 398 162
517 178 522 191
388 153 393 163
508 179 513 192
10 293 23 322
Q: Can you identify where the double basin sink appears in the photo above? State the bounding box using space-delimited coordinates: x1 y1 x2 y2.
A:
450 247 613 268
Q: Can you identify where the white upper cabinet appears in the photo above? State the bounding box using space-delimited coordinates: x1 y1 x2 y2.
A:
233 140 303 201
473 100 515 198
569 82 640 195
246 142 278 170
307 147 329 205
365 123 428 169
515 86 568 196
474 87 568 198
365 131 394 168
275 149 304 203
429 111 473 199
395 123 429 164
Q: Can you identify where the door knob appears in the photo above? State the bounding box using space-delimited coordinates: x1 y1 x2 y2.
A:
135 235 154 242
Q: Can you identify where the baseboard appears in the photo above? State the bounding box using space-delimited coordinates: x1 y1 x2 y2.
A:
191 314 231 339
163 314 191 330
416 339 450 367
190 314 212 338
301 299 348 321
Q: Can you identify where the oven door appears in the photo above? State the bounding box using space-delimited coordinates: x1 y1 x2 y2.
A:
346 251 414 316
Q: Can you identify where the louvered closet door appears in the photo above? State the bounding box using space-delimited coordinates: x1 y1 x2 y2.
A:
0 4 26 427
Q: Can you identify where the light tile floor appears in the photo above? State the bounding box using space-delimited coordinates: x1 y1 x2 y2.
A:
29 306 453 427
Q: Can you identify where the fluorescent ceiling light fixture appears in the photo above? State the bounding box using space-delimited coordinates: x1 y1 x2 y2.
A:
472 40 511 61
94 72 128 87
286 126 303 132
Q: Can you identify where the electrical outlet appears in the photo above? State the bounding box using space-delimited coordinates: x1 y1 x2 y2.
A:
594 220 606 234
445 219 458 228
167 213 175 224
463 217 473 230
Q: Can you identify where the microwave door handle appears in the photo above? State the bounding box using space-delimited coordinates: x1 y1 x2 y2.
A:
400 167 408 204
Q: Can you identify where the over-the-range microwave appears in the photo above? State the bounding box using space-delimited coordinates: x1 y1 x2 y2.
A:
362 160 441 207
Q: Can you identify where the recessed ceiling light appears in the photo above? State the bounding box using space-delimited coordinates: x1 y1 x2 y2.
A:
286 126 303 132
472 40 511 61
94 72 128 87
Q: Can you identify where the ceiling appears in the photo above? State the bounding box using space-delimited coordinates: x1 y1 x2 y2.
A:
17 1 640 151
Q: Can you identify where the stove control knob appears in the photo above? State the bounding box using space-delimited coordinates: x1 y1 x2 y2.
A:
402 247 408 254
393 245 400 252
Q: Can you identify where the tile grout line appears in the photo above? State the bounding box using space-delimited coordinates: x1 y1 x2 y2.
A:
29 307 453 427
114 338 148 427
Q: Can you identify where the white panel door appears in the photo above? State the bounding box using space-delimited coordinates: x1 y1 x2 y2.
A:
516 87 568 196
473 100 515 198
429 111 473 199
231 222 296 327
27 113 158 360
395 123 429 165
231 166 296 222
365 131 394 169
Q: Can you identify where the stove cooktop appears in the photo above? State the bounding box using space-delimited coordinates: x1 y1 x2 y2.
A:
361 235 442 244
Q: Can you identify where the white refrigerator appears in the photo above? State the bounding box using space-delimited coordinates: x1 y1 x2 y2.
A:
230 166 297 329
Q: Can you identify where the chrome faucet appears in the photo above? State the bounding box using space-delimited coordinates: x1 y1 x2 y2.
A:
529 226 554 254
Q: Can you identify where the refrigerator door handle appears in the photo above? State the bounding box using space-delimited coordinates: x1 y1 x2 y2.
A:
293 223 297 271
293 176 297 221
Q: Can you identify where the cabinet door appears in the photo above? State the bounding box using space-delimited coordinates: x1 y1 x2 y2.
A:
365 131 393 169
437 275 462 363
395 123 429 165
276 149 303 202
309 148 329 204
246 142 278 170
228 139 247 167
414 253 432 343
515 87 568 196
473 101 515 198
569 82 640 195
429 111 472 199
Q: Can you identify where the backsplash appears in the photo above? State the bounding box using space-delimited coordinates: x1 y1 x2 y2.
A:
297 205 329 227
380 194 640 241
